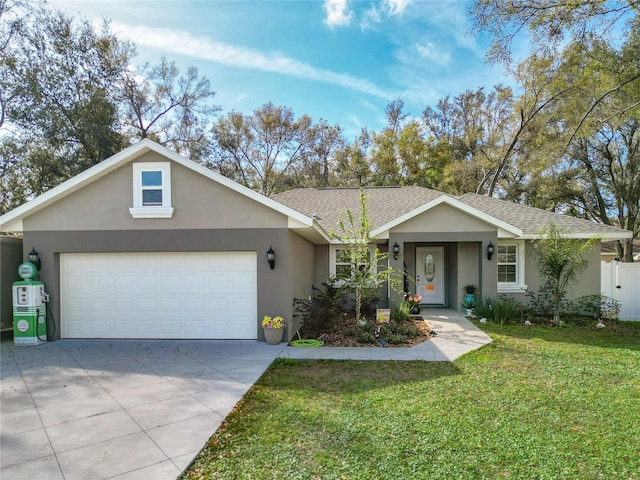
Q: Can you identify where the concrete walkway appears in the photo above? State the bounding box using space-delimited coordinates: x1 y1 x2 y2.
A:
0 311 490 480
280 308 492 361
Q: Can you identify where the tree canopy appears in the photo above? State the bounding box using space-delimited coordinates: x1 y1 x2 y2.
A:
1 0 637 259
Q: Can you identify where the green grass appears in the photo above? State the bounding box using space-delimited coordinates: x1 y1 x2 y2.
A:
181 321 640 480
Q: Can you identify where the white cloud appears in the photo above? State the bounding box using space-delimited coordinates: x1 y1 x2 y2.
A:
360 0 411 29
112 23 396 101
323 0 352 27
384 0 411 16
416 42 451 66
360 4 382 29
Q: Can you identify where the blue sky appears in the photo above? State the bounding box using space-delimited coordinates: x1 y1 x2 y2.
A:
56 0 516 140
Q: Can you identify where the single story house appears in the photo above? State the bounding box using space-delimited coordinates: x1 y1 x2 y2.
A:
601 239 640 263
0 139 632 341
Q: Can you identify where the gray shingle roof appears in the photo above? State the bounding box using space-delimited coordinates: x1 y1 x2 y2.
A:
457 193 628 237
273 186 630 239
272 186 444 233
601 239 640 254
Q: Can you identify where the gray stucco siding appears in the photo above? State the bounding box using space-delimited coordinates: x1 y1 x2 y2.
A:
24 158 287 231
23 228 292 341
286 231 315 339
392 204 497 233
501 240 602 308
313 245 330 290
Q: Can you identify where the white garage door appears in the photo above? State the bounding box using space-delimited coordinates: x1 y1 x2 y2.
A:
60 252 257 339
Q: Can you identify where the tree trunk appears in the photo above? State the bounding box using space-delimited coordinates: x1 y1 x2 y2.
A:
623 238 634 263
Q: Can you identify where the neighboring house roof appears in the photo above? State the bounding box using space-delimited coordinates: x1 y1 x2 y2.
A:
0 139 329 242
274 187 631 241
601 239 640 259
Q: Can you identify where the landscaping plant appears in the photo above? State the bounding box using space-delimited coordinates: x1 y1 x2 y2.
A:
491 296 522 326
390 301 411 322
328 188 404 322
531 223 595 324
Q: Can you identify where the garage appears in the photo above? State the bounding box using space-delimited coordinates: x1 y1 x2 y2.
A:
60 252 257 339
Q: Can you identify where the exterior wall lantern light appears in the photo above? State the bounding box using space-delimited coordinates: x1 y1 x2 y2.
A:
392 242 400 260
266 246 275 270
487 242 495 261
28 247 42 271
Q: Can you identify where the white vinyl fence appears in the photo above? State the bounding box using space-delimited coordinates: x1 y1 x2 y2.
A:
601 261 640 320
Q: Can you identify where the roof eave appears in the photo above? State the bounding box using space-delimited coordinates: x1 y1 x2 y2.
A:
519 231 633 240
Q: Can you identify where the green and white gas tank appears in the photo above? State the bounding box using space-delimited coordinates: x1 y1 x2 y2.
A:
12 262 47 345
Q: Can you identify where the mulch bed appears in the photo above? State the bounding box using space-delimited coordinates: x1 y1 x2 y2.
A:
302 315 433 347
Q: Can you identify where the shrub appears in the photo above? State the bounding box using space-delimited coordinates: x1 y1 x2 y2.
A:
526 284 569 319
473 296 523 326
360 291 381 318
570 294 604 318
391 302 411 322
391 322 422 338
570 294 621 321
473 297 494 321
492 296 523 326
348 320 425 345
293 282 348 338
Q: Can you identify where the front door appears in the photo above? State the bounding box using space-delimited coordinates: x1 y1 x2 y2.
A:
415 247 445 305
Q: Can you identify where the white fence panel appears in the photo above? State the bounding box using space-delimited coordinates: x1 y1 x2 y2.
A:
601 261 640 320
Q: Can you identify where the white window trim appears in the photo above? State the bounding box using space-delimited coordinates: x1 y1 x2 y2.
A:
129 162 174 218
497 240 528 293
329 244 378 286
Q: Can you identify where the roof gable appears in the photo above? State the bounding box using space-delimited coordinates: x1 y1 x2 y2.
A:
0 139 324 239
372 195 522 239
273 186 444 235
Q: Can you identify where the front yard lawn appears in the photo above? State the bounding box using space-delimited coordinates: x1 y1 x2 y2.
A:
182 321 640 480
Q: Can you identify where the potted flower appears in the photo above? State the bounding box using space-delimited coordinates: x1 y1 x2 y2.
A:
262 315 285 345
404 293 422 315
463 285 476 305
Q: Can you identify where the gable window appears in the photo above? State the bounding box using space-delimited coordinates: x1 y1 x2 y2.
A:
130 162 174 218
497 240 527 293
330 245 376 284
141 170 163 206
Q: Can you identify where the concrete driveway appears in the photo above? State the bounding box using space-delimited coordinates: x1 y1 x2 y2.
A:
1 340 285 479
1 310 491 479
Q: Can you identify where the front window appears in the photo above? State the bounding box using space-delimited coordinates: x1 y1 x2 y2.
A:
497 245 517 283
130 162 174 218
330 245 376 284
497 240 527 292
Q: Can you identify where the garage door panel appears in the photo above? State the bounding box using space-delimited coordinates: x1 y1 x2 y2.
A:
137 276 158 291
183 298 208 311
61 252 257 339
114 298 134 311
